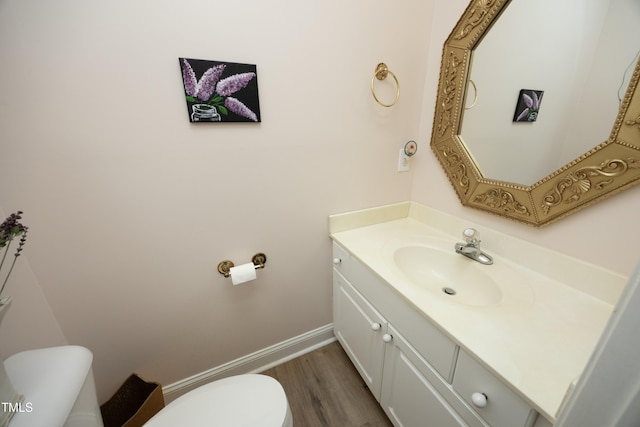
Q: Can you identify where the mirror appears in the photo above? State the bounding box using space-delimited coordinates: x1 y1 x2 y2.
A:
430 0 640 227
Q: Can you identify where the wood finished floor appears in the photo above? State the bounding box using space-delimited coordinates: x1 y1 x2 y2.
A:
262 341 393 427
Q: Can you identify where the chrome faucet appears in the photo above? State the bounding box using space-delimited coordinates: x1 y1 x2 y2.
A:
454 228 493 265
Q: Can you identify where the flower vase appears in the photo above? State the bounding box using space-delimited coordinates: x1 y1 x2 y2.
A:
191 104 221 122
0 297 24 427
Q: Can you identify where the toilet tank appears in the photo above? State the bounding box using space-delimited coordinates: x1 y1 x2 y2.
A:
4 345 103 427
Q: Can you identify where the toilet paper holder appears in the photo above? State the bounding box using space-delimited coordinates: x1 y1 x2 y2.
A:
217 253 267 278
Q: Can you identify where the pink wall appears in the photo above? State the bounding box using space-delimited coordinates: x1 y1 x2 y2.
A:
0 0 433 401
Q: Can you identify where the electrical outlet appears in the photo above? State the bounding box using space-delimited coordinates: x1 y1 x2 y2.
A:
397 148 410 172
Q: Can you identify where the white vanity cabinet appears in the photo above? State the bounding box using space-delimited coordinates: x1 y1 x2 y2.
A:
332 242 542 427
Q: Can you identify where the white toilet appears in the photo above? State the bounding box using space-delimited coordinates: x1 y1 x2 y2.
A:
5 344 292 427
144 374 293 427
3 345 103 427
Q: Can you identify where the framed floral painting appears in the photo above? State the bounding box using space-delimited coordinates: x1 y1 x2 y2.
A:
179 58 261 123
513 89 543 122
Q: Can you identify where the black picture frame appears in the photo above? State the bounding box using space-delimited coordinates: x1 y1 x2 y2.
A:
179 58 261 123
513 89 544 122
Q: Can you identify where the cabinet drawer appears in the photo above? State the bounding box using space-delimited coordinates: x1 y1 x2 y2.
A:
453 350 536 427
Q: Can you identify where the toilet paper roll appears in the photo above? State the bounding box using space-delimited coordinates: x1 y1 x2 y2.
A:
229 262 257 285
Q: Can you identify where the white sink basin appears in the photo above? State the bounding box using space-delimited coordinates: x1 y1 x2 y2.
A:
393 245 502 306
381 236 535 310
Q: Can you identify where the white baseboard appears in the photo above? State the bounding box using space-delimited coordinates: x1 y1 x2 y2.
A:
162 323 336 403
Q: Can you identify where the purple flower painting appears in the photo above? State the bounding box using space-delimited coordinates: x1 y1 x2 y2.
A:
513 89 544 122
179 58 261 123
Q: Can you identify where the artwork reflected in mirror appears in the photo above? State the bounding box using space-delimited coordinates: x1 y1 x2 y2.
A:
513 90 543 123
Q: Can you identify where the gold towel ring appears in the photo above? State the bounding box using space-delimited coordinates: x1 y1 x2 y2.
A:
371 63 400 107
465 79 478 110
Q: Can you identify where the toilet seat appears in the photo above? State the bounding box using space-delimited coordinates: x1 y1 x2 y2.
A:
144 374 293 427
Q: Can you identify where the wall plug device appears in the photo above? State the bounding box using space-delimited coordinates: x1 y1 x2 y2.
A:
397 148 410 172
397 140 417 172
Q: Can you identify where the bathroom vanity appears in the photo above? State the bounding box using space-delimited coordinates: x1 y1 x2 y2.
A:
329 202 626 427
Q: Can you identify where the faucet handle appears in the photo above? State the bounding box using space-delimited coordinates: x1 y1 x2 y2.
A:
463 228 479 244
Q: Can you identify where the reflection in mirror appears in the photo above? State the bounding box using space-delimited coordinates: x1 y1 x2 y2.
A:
463 0 640 185
430 0 640 226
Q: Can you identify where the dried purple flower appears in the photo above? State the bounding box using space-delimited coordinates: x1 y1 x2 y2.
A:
181 59 198 97
216 72 256 96
196 64 226 102
224 97 258 122
0 211 28 297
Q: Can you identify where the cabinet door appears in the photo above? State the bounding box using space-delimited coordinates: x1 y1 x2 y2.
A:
381 325 470 427
333 270 387 401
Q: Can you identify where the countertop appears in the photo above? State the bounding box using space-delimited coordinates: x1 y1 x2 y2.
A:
329 202 627 422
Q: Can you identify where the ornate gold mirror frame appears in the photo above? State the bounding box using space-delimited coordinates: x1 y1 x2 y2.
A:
430 0 640 227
